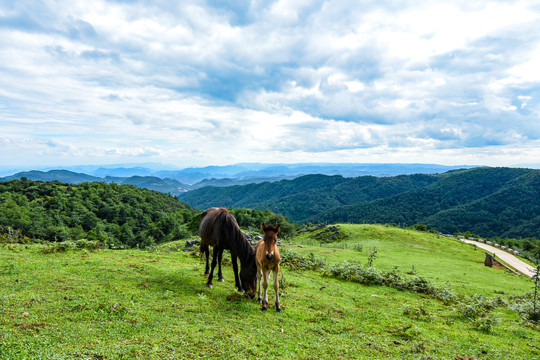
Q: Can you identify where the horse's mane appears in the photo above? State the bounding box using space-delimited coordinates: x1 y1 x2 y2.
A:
219 210 255 265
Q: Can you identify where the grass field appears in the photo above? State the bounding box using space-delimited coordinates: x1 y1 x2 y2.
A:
294 224 533 296
1 225 539 359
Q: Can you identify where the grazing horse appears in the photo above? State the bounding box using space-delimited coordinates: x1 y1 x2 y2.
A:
256 223 282 311
199 207 257 297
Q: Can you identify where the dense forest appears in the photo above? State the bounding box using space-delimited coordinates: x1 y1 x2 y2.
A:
178 173 439 222
178 167 540 240
0 179 294 248
0 179 197 248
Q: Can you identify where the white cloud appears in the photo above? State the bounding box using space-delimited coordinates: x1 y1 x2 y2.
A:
0 0 540 168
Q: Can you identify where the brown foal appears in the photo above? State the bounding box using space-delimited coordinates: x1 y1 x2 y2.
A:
256 223 281 311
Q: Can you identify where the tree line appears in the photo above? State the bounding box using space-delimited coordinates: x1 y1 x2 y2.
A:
0 179 295 248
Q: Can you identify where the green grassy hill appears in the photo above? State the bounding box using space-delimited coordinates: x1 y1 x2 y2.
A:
1 224 538 359
294 224 532 296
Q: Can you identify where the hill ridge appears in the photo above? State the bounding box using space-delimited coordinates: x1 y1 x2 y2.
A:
178 167 540 239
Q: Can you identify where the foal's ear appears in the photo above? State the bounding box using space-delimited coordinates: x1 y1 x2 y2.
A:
276 225 281 233
261 223 266 232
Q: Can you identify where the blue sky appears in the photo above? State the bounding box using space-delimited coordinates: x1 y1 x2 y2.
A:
1 0 540 169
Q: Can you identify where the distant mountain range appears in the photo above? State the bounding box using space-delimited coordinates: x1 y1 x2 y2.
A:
0 170 187 195
0 163 476 191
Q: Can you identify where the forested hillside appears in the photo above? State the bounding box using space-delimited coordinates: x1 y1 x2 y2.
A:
0 179 197 248
178 173 438 222
0 179 296 247
178 167 540 239
423 170 540 238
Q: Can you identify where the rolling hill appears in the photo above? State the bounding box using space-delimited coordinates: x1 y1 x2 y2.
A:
177 167 540 239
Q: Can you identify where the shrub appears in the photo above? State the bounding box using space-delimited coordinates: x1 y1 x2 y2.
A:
471 315 501 333
280 249 326 271
41 239 103 253
456 294 505 319
508 292 540 322
329 261 384 285
403 305 432 321
403 276 436 295
311 225 347 244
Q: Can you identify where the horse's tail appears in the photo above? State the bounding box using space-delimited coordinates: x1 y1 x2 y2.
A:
199 209 210 260
199 242 208 260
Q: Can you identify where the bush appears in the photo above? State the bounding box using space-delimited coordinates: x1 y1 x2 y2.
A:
403 276 436 295
456 294 506 319
508 292 540 322
280 249 326 271
41 239 103 253
329 261 384 285
471 315 501 333
0 226 28 244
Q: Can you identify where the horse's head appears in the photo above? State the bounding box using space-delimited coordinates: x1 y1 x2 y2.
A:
261 223 280 260
240 258 257 298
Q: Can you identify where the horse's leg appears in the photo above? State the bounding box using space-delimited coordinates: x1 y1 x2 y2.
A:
217 248 225 282
273 265 281 312
203 244 210 277
231 252 243 292
261 270 269 311
206 246 219 288
257 266 262 303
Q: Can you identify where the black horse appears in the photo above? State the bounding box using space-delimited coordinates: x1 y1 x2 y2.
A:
199 207 257 297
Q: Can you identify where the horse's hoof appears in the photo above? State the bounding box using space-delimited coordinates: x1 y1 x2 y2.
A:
257 297 261 303
276 307 282 312
218 277 225 282
261 306 267 311
206 284 213 288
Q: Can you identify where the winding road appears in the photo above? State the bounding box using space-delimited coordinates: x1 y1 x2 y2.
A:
461 239 536 278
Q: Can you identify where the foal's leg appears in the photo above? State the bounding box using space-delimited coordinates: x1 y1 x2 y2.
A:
273 265 281 312
231 253 243 292
206 247 219 288
217 248 224 282
261 270 270 311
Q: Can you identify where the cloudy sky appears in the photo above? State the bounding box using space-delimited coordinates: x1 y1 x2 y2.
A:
1 0 540 170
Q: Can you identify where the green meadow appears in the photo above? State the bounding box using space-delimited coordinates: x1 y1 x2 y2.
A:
294 224 532 296
1 225 538 359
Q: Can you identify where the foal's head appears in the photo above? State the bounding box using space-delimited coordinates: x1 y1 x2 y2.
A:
261 223 281 260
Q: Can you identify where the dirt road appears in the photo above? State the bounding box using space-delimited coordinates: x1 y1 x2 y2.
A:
461 239 536 278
